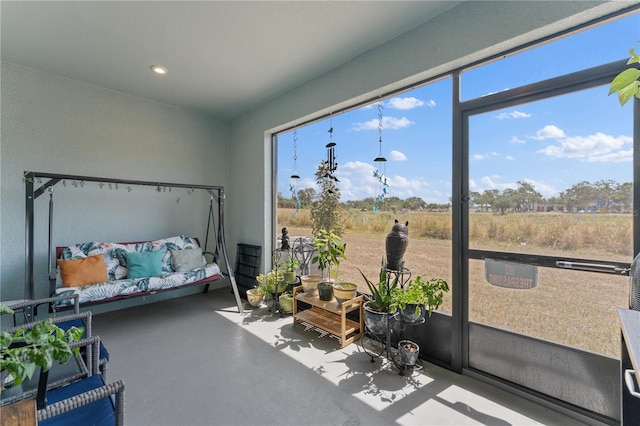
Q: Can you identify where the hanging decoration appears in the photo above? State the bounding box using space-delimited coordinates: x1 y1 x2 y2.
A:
373 99 388 213
289 130 301 213
325 121 339 187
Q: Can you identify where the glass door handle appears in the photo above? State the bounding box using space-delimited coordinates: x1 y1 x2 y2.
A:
625 369 640 399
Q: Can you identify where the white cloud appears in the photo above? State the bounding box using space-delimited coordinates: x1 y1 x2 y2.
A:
335 160 437 201
537 132 632 161
389 150 407 161
510 136 525 144
531 125 566 140
352 116 414 131
384 117 414 129
587 148 633 163
505 155 515 160
471 152 500 161
426 99 436 108
352 119 379 131
386 97 425 110
495 110 531 119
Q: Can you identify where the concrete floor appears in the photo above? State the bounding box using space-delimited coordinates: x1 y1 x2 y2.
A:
92 288 587 426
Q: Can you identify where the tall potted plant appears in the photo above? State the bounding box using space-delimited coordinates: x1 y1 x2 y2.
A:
358 262 399 335
311 229 346 301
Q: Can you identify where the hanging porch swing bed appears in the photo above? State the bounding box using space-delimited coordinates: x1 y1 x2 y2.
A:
24 171 244 314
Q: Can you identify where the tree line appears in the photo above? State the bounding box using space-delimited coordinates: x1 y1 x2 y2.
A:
279 179 633 214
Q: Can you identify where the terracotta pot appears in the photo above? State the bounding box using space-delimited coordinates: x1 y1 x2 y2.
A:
300 274 322 297
332 282 357 304
246 289 263 308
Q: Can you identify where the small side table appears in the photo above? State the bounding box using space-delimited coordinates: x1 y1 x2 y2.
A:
292 285 363 348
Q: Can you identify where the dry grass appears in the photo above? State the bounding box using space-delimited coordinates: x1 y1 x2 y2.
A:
279 208 631 357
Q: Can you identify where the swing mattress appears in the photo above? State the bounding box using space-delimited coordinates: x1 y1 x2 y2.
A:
51 235 222 308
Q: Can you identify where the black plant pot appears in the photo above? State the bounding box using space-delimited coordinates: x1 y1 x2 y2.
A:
317 282 333 301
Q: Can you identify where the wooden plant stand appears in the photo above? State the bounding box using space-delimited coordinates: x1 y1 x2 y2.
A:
292 285 363 348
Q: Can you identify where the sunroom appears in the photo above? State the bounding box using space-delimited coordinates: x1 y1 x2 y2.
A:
2 1 640 425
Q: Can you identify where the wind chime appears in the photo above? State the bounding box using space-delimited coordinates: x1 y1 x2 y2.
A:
373 99 388 213
324 122 339 191
289 130 301 213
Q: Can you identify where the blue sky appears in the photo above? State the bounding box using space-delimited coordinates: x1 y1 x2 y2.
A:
277 13 639 204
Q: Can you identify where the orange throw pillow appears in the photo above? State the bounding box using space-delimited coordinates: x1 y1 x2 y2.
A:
57 254 109 288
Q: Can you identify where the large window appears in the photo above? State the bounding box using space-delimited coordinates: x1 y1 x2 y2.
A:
276 78 453 305
276 12 638 357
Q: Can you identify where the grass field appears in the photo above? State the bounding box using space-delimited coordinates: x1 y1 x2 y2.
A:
278 208 632 357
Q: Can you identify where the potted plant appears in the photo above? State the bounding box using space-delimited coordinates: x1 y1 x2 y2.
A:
358 262 399 335
278 292 294 313
312 229 346 301
397 339 420 366
389 276 449 323
332 282 358 305
282 255 301 284
299 274 322 297
256 270 287 296
246 285 265 308
0 305 84 392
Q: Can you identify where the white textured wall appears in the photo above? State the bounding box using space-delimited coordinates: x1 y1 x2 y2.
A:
1 63 229 306
228 1 632 264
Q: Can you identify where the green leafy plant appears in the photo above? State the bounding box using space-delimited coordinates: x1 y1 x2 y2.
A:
282 255 301 273
609 44 640 106
1 306 84 388
310 161 343 236
250 284 267 297
358 261 399 313
389 276 449 317
256 270 286 295
311 229 346 281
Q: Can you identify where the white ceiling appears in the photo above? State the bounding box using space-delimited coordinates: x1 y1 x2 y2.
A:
1 1 463 121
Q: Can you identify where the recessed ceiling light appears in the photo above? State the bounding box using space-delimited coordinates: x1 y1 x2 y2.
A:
151 65 167 75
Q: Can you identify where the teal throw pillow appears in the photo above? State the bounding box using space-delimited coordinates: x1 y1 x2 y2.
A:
125 250 164 279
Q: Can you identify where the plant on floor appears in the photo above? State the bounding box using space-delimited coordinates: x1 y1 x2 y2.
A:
389 276 449 317
0 305 84 388
278 292 294 313
609 43 640 105
246 285 266 307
